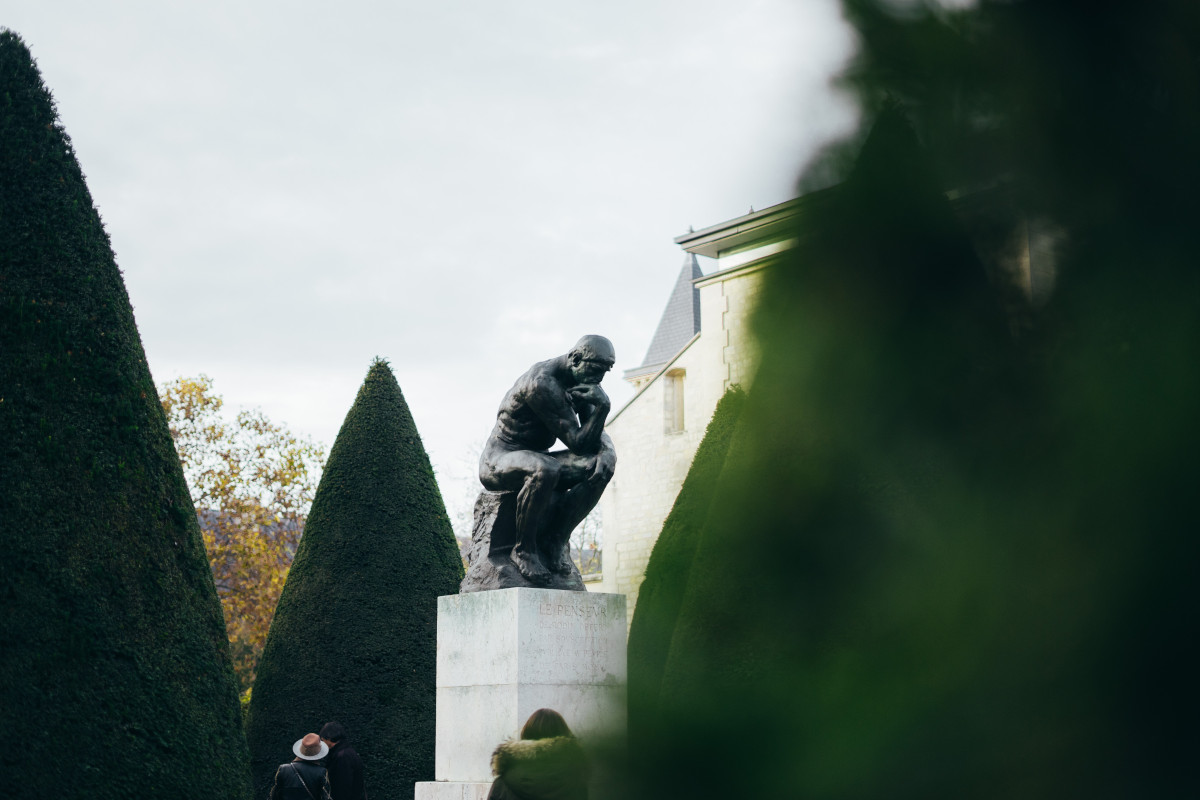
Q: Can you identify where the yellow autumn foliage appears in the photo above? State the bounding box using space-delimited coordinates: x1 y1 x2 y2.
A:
160 376 325 692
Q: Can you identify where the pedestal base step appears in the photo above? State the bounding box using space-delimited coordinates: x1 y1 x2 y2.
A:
414 780 492 800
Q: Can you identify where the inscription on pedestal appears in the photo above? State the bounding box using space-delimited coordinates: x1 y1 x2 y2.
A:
524 596 617 685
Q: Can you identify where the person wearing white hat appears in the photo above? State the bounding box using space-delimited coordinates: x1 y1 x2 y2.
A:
270 733 334 800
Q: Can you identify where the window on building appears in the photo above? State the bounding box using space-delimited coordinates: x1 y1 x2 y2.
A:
663 369 685 434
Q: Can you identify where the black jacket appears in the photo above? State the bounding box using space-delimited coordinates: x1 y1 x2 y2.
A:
270 759 333 800
325 741 367 800
487 737 589 800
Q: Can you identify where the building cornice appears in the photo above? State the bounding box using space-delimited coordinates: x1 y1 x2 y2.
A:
674 191 829 259
693 246 792 289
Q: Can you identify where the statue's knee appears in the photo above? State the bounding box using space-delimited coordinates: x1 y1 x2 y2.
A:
528 460 559 487
588 457 613 488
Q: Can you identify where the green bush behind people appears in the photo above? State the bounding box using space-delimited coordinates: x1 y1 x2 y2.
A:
246 359 464 800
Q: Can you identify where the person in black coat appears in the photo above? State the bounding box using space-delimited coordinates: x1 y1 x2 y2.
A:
320 721 368 800
271 733 333 800
487 709 589 800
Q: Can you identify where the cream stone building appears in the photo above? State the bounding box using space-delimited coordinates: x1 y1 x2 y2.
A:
594 199 802 622
591 185 1056 624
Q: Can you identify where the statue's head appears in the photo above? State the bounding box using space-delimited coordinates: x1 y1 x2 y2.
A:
567 335 616 385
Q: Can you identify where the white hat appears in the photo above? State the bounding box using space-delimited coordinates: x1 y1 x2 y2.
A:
293 733 329 761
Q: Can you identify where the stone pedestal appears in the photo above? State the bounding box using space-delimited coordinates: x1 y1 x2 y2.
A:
414 588 626 799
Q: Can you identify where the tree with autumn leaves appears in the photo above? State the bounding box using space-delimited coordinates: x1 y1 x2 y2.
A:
160 376 325 695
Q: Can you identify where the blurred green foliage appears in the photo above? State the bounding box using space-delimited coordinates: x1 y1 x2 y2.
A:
245 359 464 800
0 30 251 798
624 1 1200 797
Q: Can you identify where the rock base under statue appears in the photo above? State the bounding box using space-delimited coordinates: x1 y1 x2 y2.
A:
414 588 626 799
460 491 584 593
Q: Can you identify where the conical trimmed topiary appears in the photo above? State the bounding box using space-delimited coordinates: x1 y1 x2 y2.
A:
626 385 745 749
246 359 464 799
0 30 251 799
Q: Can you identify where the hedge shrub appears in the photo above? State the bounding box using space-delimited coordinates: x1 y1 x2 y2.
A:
246 359 464 800
0 30 251 799
626 385 744 750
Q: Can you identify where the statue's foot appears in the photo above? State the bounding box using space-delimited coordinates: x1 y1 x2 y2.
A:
547 551 573 576
510 549 549 583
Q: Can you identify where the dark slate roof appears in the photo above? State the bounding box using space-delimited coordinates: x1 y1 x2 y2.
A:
626 253 702 378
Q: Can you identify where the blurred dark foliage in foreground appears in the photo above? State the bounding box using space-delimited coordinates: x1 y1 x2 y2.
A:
619 1 1200 797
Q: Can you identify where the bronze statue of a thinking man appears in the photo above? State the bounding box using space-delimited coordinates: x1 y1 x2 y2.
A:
477 335 617 584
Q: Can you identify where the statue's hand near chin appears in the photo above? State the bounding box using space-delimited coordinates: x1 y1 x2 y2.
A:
568 383 609 408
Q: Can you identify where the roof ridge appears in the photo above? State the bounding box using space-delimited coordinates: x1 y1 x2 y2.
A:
634 253 703 372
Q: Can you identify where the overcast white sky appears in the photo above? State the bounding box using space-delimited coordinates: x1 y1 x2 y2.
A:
7 1 858 516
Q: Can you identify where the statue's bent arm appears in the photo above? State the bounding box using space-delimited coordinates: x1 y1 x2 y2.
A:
524 377 607 456
588 431 617 483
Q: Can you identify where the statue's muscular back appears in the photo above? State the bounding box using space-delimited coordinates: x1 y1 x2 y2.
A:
490 359 567 453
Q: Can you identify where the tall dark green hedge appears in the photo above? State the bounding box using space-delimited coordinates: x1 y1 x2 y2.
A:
0 30 251 799
623 2 1200 797
246 359 464 799
626 385 744 751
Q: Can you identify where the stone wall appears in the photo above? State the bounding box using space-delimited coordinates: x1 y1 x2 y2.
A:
598 265 765 626
718 265 763 390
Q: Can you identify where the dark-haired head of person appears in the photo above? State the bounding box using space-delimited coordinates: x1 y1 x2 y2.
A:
319 721 346 746
520 708 574 741
319 721 367 800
